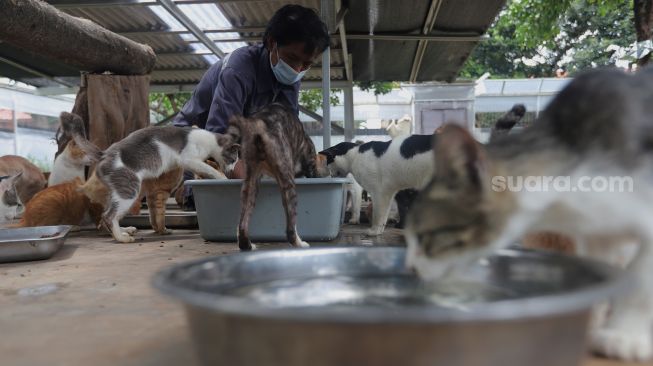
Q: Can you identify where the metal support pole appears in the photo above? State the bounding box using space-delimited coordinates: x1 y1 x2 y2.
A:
321 0 332 148
535 78 544 118
344 86 354 142
12 97 18 155
321 48 331 148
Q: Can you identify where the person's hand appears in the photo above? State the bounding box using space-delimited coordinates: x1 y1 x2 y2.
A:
227 159 246 179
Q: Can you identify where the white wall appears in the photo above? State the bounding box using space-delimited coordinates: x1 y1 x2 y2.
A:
0 86 74 171
0 128 59 169
300 87 413 124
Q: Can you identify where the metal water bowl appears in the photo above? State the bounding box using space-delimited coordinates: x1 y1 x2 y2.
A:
153 247 626 366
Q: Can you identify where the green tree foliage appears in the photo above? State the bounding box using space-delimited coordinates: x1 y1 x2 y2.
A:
151 82 398 117
149 93 191 121
299 89 341 113
460 0 634 78
355 81 399 95
298 81 397 113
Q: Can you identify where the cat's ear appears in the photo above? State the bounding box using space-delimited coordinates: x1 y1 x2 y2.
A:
433 125 486 192
0 171 22 189
315 154 329 176
319 151 334 166
227 143 240 154
60 112 86 138
217 133 239 147
220 117 243 145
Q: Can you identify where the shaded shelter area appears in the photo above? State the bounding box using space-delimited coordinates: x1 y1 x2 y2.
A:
0 0 507 146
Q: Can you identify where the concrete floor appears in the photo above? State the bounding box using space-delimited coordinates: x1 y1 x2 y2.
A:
0 224 645 366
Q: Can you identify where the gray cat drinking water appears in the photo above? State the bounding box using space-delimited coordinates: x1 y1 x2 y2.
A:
406 67 653 362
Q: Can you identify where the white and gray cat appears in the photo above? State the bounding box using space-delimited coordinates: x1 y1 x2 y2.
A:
405 67 653 362
319 135 434 235
0 173 23 222
65 112 240 243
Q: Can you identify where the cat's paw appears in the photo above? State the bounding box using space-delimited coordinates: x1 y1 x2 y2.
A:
589 303 610 332
238 242 257 251
210 171 227 180
115 232 136 243
366 227 384 236
122 226 138 235
590 327 653 362
157 228 173 235
294 240 310 248
348 219 360 225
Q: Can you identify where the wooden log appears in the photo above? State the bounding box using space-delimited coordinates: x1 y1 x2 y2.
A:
0 0 156 75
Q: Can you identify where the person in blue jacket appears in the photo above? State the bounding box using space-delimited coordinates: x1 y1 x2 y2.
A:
173 4 330 209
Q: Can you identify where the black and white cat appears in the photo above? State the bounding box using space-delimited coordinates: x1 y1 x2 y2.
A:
319 135 434 236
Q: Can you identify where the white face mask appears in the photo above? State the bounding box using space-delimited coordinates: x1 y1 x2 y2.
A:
270 46 308 85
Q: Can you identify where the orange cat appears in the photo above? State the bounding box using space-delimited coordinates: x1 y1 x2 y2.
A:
15 168 183 235
14 177 103 228
81 167 183 235
136 167 183 234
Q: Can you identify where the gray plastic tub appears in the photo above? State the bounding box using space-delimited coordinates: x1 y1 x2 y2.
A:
186 178 349 242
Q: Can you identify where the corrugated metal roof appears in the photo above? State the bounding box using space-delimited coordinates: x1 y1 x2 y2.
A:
0 0 506 89
218 0 319 27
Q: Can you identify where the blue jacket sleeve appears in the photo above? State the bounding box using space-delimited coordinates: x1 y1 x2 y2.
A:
204 67 251 133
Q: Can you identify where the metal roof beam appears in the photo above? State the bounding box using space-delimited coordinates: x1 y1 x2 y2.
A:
335 0 352 81
152 66 346 72
155 48 344 57
49 0 258 8
147 80 353 94
335 5 348 27
0 56 76 87
156 0 225 58
346 32 485 42
156 50 215 56
183 33 485 44
409 0 444 82
49 0 157 8
35 86 80 96
118 26 266 36
187 36 271 43
298 105 344 133
301 80 352 89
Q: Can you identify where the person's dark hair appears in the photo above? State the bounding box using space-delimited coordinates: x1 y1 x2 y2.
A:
263 4 330 55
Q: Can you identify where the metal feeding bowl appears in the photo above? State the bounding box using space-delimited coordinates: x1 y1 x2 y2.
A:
153 247 627 366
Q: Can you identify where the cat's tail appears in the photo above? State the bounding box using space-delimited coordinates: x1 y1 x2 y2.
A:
225 116 245 144
227 115 266 145
60 112 103 162
489 104 526 142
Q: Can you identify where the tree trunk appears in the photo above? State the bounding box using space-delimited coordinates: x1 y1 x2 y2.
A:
0 0 156 75
634 0 653 66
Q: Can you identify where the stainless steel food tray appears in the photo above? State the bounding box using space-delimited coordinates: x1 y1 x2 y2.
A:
0 225 72 263
119 212 198 229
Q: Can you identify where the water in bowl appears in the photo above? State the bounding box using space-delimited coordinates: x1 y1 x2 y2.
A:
223 274 533 310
